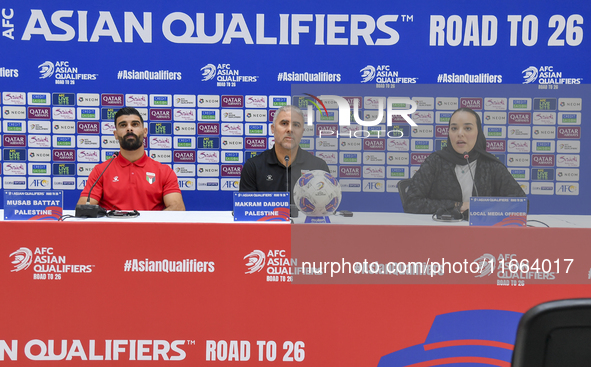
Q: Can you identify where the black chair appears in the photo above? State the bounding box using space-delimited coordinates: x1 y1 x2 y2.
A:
512 298 591 367
396 179 412 210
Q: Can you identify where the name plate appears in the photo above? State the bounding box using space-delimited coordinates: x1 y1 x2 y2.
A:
469 197 527 227
233 192 290 222
4 190 64 221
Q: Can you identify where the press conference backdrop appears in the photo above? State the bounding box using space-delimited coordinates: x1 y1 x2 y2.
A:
0 0 588 213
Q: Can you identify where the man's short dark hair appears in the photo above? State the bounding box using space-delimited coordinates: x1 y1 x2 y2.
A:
114 107 144 124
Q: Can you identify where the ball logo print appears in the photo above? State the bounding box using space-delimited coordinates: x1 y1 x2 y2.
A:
10 247 33 272
294 170 342 216
244 250 265 274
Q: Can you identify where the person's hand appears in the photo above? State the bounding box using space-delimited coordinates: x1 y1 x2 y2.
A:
460 202 470 213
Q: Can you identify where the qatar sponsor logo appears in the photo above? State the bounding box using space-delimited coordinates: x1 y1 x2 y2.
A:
4 135 26 147
316 124 339 137
173 151 196 163
221 164 242 177
52 149 75 162
410 153 430 165
245 137 266 150
435 126 449 138
486 140 505 152
150 108 172 121
508 112 531 125
340 166 361 178
460 97 482 110
557 127 580 139
363 139 385 151
77 122 100 134
532 154 554 167
197 123 220 135
221 95 244 108
101 94 124 106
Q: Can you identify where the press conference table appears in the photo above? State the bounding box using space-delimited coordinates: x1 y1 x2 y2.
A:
1 211 590 366
15 209 588 227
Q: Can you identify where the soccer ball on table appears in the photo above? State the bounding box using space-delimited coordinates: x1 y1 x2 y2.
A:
293 170 342 216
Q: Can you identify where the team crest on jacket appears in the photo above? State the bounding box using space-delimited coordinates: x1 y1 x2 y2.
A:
146 172 156 184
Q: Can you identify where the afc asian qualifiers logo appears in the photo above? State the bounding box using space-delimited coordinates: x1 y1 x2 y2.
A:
360 65 376 83
244 250 265 274
10 247 32 272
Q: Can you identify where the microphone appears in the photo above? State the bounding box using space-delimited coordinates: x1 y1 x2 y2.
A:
75 152 119 218
463 152 479 197
285 155 298 218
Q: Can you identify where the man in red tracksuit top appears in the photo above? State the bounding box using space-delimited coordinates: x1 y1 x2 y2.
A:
78 107 185 211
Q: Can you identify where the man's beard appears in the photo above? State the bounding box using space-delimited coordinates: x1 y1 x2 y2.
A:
118 133 143 151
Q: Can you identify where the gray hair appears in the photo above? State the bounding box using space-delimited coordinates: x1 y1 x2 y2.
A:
273 105 304 125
